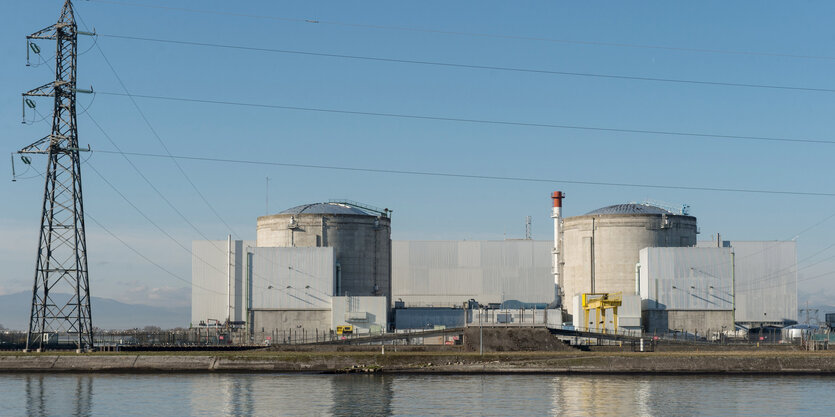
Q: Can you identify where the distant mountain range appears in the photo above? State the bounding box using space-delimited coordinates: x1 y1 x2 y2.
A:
0 292 189 331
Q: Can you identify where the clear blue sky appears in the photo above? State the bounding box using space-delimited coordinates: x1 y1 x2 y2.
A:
1 1 834 309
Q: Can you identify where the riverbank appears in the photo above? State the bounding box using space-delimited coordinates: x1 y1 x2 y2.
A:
1 350 834 374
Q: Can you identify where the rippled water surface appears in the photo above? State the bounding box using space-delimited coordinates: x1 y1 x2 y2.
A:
1 373 834 416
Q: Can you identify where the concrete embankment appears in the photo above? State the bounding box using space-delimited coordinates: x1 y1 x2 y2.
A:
1 351 835 374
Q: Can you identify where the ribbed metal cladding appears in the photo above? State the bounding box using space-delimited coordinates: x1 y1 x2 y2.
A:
191 240 254 325
726 241 797 323
391 240 554 307
249 247 334 310
640 247 734 311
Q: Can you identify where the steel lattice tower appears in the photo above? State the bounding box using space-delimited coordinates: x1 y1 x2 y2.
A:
20 0 93 352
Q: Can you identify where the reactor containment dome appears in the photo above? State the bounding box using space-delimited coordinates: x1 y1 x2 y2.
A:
561 203 698 314
256 201 392 303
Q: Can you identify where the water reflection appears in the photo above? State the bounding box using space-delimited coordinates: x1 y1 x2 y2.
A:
25 374 93 417
331 375 392 416
25 375 46 417
74 375 92 417
3 373 833 416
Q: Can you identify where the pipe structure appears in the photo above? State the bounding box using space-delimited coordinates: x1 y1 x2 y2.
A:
551 192 565 296
227 234 232 324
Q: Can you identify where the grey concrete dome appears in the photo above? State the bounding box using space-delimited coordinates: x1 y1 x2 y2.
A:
279 202 372 216
561 203 698 315
257 201 392 304
585 203 673 216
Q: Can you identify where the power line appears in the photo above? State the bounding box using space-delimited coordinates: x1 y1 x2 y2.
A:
86 0 835 62
25 164 224 295
84 116 292 294
86 213 215 294
98 33 835 95
86 156 301 294
90 149 835 197
74 9 244 241
94 91 835 146
742 268 833 293
85 112 307 293
86 158 278 293
85 112 230 252
23 15 245 296
84 162 230 280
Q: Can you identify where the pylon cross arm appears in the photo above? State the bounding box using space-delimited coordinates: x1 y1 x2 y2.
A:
23 82 56 98
27 24 59 41
19 136 51 154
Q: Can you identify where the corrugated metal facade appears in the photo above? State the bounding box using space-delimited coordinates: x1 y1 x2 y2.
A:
191 240 254 325
249 247 334 310
724 241 797 323
392 240 554 307
639 247 734 311
646 241 798 324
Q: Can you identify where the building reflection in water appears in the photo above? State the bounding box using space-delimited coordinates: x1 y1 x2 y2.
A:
551 375 662 416
25 375 93 417
194 374 394 416
25 375 46 417
226 374 253 416
11 372 817 416
73 375 92 417
330 375 393 416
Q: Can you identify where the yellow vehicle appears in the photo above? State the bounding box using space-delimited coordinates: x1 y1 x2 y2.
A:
336 325 353 335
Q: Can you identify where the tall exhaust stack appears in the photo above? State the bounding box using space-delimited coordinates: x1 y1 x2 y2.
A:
551 191 565 298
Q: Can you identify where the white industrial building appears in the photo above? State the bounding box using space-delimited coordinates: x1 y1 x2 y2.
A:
635 242 797 334
192 201 391 337
191 239 253 326
697 240 798 327
638 247 735 335
560 203 698 315
391 240 555 308
192 238 555 334
191 196 799 339
191 241 388 336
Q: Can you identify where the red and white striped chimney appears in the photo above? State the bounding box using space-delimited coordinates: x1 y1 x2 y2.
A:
551 191 564 290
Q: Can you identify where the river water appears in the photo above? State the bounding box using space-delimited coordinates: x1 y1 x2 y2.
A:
1 373 833 416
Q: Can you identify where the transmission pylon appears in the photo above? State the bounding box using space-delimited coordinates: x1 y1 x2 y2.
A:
20 0 94 352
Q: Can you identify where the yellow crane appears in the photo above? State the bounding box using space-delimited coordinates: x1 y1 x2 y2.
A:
581 293 622 334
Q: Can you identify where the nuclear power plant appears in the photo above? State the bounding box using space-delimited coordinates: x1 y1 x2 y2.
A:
561 203 698 313
191 192 798 341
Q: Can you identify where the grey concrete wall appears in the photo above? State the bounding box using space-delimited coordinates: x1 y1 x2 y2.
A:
562 213 697 314
644 310 733 335
251 309 331 335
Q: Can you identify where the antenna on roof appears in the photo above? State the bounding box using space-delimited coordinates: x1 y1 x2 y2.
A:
328 199 391 218
636 199 690 215
525 216 532 240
